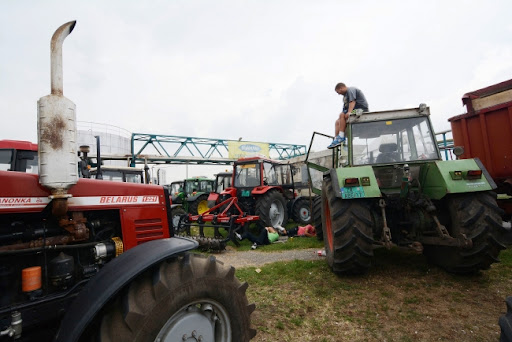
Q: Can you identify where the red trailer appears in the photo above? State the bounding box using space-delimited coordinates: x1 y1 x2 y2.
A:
449 79 512 215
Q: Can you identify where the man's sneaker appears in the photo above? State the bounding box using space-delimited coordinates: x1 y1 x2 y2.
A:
327 136 345 149
235 232 242 241
251 243 258 250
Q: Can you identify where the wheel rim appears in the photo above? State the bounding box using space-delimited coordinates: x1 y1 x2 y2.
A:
299 207 311 222
269 200 285 226
154 299 231 342
324 197 333 252
197 200 209 214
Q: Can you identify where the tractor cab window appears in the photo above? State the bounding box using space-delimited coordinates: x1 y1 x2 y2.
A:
200 180 213 192
351 117 439 165
185 181 200 194
170 182 183 195
264 162 293 186
125 173 142 183
263 162 278 185
98 170 124 182
0 149 38 173
0 150 13 171
216 175 231 193
234 163 260 187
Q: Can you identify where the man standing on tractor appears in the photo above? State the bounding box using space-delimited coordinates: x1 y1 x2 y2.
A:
328 82 369 149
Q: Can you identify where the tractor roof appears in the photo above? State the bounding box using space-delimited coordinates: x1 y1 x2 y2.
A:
347 105 430 124
235 156 284 164
0 140 38 151
90 166 143 173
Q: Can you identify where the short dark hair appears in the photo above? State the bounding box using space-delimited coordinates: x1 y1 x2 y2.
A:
335 83 346 91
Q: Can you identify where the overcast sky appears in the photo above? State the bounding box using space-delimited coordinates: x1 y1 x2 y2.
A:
1 0 512 181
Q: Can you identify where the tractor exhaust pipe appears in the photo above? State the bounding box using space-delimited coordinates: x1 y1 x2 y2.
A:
51 21 76 95
38 21 78 216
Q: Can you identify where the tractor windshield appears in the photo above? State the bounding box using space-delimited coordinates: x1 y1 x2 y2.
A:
234 163 261 187
351 117 439 165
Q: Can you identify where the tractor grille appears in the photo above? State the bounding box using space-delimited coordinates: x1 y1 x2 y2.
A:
134 218 164 243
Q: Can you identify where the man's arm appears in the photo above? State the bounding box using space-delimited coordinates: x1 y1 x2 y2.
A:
347 100 356 114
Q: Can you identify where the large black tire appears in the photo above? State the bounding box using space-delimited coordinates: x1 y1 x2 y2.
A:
312 196 323 241
170 207 187 235
98 253 256 342
500 297 512 342
189 194 209 215
292 197 312 225
423 191 506 273
255 190 288 228
322 176 374 274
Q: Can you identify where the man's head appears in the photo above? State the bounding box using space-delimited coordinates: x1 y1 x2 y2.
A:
335 82 347 95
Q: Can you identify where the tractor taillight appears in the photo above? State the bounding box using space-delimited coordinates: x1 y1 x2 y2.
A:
344 178 360 187
450 171 463 180
465 170 482 180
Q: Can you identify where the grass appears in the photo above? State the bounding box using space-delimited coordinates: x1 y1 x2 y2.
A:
231 246 512 342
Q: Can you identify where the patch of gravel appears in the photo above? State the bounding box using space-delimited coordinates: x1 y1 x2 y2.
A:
212 246 325 269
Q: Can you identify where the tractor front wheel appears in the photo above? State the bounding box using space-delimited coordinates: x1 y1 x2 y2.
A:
255 190 288 228
292 197 312 225
423 191 506 273
322 176 374 274
98 253 256 342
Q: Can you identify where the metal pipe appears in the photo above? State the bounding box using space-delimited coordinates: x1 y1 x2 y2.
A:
51 21 76 95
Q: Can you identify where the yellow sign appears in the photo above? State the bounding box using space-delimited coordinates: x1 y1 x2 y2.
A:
228 141 269 159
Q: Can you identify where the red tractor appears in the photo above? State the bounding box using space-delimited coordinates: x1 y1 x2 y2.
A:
0 21 255 342
215 157 312 228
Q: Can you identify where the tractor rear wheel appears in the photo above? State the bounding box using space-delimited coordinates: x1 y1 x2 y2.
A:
292 197 312 225
98 253 256 342
312 196 323 241
322 176 374 274
189 194 210 215
255 190 288 228
423 191 506 273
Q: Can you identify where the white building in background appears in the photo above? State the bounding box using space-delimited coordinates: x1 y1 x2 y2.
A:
77 121 132 166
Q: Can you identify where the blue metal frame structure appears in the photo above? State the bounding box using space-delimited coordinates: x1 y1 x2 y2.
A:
130 133 306 166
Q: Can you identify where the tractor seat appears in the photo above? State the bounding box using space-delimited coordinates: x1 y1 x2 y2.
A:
376 143 400 163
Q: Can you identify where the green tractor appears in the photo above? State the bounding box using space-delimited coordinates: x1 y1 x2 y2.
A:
307 105 507 274
168 177 214 219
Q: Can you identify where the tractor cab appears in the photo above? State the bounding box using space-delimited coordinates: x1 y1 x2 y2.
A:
0 140 39 173
218 157 305 228
233 157 295 192
348 106 440 167
89 166 145 183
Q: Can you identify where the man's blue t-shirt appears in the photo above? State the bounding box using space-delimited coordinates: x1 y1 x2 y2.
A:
343 87 369 113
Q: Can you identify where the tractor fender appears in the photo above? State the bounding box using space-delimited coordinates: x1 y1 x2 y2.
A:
207 192 219 208
251 185 281 196
330 166 381 199
170 203 182 209
220 187 237 198
421 158 496 200
186 192 206 202
54 237 198 342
